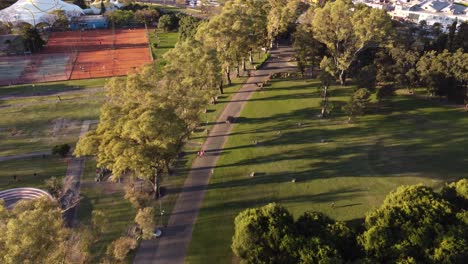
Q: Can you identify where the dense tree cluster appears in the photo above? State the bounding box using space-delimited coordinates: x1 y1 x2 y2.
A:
232 179 468 264
0 198 98 264
294 1 467 105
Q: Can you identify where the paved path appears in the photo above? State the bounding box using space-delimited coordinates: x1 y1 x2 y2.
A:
60 120 96 226
134 46 296 264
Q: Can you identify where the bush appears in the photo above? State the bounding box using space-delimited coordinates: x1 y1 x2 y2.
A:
158 14 178 32
106 236 138 261
124 186 152 209
52 144 71 157
44 176 63 198
343 88 371 122
254 53 270 70
376 83 395 102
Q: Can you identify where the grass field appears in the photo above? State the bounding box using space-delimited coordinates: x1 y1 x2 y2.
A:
148 31 179 69
186 78 467 263
0 78 107 97
0 156 67 191
0 84 105 156
77 159 136 262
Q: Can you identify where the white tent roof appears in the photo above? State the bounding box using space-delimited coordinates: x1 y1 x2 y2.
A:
0 0 84 26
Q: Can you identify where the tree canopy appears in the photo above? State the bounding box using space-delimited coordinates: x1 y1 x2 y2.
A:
307 0 392 85
0 199 71 263
359 183 468 263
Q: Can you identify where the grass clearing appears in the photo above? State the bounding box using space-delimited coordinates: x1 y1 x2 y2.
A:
77 158 136 262
148 30 179 69
0 88 105 156
0 78 108 97
186 78 467 263
0 156 67 190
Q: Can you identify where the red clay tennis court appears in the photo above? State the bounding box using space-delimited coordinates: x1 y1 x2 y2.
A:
0 28 152 86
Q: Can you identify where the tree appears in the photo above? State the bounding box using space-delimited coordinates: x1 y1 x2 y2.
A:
44 176 63 199
0 199 71 263
18 24 45 53
292 25 325 77
294 211 356 263
266 0 300 47
196 0 269 84
343 88 371 122
359 184 468 263
417 49 468 103
441 179 468 211
124 185 153 209
158 14 178 32
52 143 71 157
105 236 138 261
75 69 188 198
453 21 468 52
135 207 155 240
50 10 70 31
106 10 135 27
308 0 392 85
135 9 160 25
92 210 109 236
178 15 201 41
318 57 335 118
232 203 295 263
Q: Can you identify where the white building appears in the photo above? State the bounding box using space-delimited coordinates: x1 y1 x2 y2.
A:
355 0 468 28
0 0 84 26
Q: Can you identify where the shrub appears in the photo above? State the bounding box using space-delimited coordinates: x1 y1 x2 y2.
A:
44 176 63 198
158 14 178 32
52 144 71 157
254 53 270 70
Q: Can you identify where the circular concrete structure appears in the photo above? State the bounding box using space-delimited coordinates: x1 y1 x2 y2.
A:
0 187 53 209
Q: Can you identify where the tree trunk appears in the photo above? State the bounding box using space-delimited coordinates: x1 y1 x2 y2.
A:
235 65 240 78
151 174 160 199
242 58 246 72
225 66 232 86
219 80 224 94
339 70 347 86
165 160 172 176
320 85 328 118
249 50 253 64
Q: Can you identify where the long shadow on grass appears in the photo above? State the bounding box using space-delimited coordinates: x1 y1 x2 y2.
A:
168 187 365 219
0 84 86 98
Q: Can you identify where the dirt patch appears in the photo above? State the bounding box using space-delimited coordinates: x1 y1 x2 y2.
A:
49 118 82 137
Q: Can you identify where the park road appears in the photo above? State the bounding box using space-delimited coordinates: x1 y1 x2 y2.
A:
134 45 296 264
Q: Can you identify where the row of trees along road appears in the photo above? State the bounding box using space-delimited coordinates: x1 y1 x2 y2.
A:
232 179 468 264
75 0 304 198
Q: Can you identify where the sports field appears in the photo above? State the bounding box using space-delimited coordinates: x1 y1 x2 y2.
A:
0 29 151 86
186 78 467 263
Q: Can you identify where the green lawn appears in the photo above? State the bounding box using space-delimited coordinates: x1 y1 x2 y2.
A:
77 158 136 263
0 78 107 97
186 78 467 263
148 30 179 69
0 156 67 191
0 86 105 156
